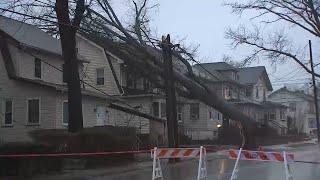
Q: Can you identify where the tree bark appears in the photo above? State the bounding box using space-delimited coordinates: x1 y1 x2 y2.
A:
55 0 84 132
161 35 178 148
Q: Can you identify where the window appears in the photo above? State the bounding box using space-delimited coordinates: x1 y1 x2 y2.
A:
309 103 315 113
280 109 285 120
255 88 259 98
153 102 166 118
4 100 13 125
232 72 238 80
62 101 68 125
34 58 41 78
177 104 183 123
308 118 316 128
216 111 221 120
190 103 199 120
153 102 159 117
96 68 105 85
289 103 296 112
224 87 231 99
269 112 276 121
263 89 266 101
126 72 137 89
27 99 40 124
161 102 166 118
62 64 67 83
209 110 213 120
246 88 251 97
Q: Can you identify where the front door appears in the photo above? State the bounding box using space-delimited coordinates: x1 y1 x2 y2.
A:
96 106 107 126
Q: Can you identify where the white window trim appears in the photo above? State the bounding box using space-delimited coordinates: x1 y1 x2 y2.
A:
3 99 14 126
268 112 276 121
26 98 41 125
153 100 166 118
62 100 68 126
96 67 105 86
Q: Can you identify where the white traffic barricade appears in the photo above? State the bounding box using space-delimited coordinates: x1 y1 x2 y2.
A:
151 146 207 180
228 149 295 180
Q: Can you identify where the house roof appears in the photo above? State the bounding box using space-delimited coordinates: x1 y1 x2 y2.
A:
194 62 237 71
0 15 61 55
261 101 288 108
268 86 314 101
238 66 273 91
192 63 272 90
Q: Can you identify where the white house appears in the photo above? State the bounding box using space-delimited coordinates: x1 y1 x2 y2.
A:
268 87 316 135
0 15 120 143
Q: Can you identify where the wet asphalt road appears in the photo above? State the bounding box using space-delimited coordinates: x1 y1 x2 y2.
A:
31 143 320 180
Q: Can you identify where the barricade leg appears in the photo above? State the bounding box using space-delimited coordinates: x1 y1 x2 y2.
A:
283 151 294 180
230 148 242 180
152 147 163 180
197 146 207 180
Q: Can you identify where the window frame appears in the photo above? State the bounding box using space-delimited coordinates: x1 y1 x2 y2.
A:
280 109 286 120
190 103 200 121
177 104 183 123
26 98 41 125
96 68 105 85
3 99 13 126
289 103 296 112
34 58 42 79
62 101 69 126
153 102 160 117
268 112 276 121
255 87 259 99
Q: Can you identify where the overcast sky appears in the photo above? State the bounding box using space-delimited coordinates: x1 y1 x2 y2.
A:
131 0 319 90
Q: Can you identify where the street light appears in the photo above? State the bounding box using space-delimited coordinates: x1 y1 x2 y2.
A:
217 124 222 128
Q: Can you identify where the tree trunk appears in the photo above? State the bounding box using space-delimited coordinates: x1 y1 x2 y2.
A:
161 35 178 148
55 0 84 132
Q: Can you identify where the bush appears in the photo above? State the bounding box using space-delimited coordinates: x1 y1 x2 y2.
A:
0 126 138 176
0 143 62 176
29 126 137 152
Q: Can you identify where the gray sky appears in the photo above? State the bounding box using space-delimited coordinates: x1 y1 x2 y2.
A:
96 0 318 90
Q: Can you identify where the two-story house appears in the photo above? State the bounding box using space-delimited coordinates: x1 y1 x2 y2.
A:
0 16 121 143
77 32 224 143
268 87 317 135
193 62 288 135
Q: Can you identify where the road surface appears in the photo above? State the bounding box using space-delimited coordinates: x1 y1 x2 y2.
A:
31 143 320 180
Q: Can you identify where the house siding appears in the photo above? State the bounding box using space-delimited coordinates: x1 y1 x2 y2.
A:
76 35 121 95
268 90 313 134
108 96 152 134
55 94 111 129
0 46 57 143
9 46 64 84
182 100 219 140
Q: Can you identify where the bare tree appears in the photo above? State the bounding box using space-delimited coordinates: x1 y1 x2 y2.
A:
225 0 320 77
1 0 258 148
55 0 86 132
222 54 247 68
1 0 87 132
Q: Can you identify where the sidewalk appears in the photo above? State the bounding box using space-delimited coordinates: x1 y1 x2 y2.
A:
28 147 230 180
262 138 317 151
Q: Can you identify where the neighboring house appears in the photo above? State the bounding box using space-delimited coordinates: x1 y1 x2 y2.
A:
0 16 116 143
78 32 222 142
268 87 316 135
193 62 288 135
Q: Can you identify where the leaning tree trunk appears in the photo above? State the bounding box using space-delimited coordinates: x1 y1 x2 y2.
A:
55 0 84 132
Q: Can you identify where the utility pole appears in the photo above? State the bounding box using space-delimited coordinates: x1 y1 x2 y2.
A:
161 34 179 148
309 40 320 142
